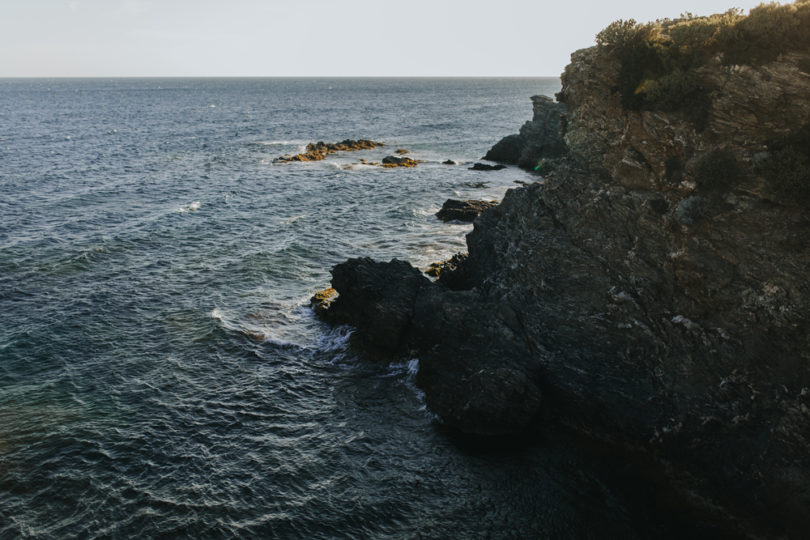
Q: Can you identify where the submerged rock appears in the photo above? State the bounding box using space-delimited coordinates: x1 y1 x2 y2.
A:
435 199 498 222
274 139 384 163
442 159 458 165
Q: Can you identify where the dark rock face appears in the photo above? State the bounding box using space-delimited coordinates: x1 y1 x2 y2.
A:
469 162 506 171
442 159 458 165
484 95 567 170
274 139 383 163
314 18 810 537
435 199 498 222
323 258 542 435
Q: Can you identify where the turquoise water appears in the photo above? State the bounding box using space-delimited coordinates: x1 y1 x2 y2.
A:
2 78 703 538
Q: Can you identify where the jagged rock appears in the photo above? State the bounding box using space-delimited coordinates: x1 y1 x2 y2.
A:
320 258 542 435
484 95 568 170
274 139 383 163
469 163 506 171
557 46 810 190
381 155 419 168
424 253 467 278
435 199 498 222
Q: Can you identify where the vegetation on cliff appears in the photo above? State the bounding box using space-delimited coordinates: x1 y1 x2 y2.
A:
596 1 810 118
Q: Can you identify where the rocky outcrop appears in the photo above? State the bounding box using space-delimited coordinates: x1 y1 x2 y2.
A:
274 139 383 163
316 6 810 537
468 162 506 171
381 155 419 168
484 95 567 170
310 287 337 317
435 199 498 222
322 258 542 436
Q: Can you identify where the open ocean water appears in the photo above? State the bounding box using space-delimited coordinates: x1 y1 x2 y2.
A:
1 78 710 538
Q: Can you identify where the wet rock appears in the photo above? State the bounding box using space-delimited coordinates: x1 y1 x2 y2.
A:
324 258 426 354
381 155 419 168
395 148 410 154
442 159 458 165
310 287 338 317
469 163 506 171
274 139 384 163
435 199 498 222
318 257 542 435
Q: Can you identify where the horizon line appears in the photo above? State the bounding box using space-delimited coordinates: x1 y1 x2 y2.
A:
0 75 562 79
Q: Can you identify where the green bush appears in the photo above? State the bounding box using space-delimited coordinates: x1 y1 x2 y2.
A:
695 148 741 191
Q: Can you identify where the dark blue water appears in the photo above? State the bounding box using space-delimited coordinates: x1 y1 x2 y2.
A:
1 78 695 538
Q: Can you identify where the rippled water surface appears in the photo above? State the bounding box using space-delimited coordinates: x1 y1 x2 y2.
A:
2 78 700 538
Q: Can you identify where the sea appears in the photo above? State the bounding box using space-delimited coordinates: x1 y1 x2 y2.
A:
1 78 710 538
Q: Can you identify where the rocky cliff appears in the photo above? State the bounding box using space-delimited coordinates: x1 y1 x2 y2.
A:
316 4 810 537
483 95 567 170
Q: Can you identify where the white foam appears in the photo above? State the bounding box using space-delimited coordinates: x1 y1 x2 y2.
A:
317 325 353 353
255 140 309 146
177 201 201 213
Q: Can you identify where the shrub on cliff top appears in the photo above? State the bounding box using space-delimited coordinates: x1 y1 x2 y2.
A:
596 1 810 115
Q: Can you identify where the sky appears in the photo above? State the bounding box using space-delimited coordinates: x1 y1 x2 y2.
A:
0 0 773 77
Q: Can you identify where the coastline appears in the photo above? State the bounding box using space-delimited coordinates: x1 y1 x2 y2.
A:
314 5 810 537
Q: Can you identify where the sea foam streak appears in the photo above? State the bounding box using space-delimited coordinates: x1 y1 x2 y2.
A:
177 201 201 213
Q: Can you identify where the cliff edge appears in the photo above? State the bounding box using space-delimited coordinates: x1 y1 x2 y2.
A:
316 3 810 537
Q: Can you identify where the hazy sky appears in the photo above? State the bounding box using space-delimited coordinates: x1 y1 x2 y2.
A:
0 0 771 77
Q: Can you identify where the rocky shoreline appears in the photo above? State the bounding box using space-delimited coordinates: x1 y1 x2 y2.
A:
311 5 810 538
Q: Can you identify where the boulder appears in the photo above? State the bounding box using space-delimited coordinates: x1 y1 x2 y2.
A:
310 287 338 317
469 163 506 171
381 155 419 168
435 199 498 222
